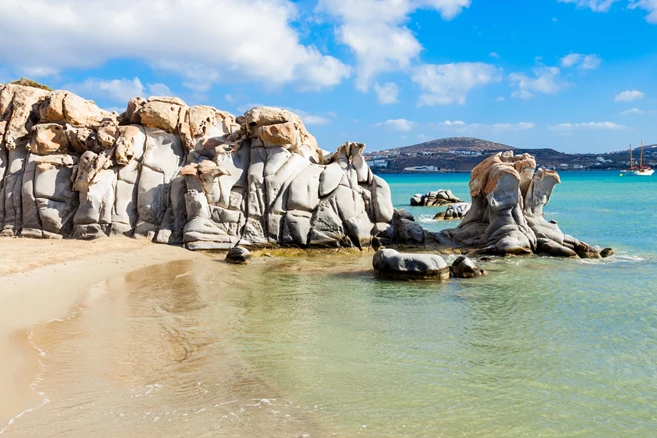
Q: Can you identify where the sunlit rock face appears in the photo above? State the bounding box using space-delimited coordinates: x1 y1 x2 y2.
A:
0 84 400 249
438 151 610 258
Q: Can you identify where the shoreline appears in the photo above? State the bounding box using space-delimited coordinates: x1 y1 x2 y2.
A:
0 237 201 429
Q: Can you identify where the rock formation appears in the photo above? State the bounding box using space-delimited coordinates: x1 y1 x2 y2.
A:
433 202 471 221
410 189 460 207
373 248 450 280
0 83 399 250
437 151 611 258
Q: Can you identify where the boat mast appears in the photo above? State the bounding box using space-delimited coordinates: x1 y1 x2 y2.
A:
630 143 633 169
640 139 644 168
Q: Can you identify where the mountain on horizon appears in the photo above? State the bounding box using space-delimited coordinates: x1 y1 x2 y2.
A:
374 137 516 155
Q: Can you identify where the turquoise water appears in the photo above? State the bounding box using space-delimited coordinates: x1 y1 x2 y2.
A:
11 171 657 437
225 171 657 436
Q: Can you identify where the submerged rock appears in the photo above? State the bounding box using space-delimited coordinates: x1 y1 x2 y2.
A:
372 248 450 280
434 202 471 221
225 246 251 264
410 189 460 207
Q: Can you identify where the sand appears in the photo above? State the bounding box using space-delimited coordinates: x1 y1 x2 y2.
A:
0 237 201 429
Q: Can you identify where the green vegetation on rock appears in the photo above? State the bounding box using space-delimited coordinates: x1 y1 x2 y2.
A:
9 77 52 91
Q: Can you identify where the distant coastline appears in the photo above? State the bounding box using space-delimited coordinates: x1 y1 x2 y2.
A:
365 137 654 174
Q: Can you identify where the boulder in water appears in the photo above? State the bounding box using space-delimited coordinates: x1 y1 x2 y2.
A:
434 202 471 221
410 189 460 206
372 248 449 280
225 246 251 264
450 256 486 278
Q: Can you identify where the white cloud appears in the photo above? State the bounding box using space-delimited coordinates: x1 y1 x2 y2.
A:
621 107 645 115
615 90 645 101
496 96 506 102
557 0 619 12
0 0 350 91
147 83 172 97
561 0 657 23
629 0 657 23
288 108 332 126
376 118 417 131
22 66 58 77
435 120 535 134
560 53 602 69
489 52 500 59
412 62 501 106
509 66 562 99
549 121 626 130
374 82 400 104
317 0 471 89
417 133 431 141
68 77 173 102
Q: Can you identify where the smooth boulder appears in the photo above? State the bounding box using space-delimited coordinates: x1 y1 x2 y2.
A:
373 248 449 280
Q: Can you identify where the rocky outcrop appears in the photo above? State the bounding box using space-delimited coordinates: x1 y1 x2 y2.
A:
373 248 450 280
433 202 470 221
437 151 611 258
0 83 400 250
410 189 460 207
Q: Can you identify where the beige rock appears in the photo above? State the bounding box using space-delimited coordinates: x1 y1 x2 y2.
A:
62 92 109 127
38 90 68 123
29 123 70 155
3 84 49 149
137 99 183 133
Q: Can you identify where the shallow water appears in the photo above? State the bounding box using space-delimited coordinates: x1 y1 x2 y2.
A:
4 171 657 437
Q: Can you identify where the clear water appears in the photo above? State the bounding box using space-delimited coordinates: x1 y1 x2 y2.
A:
5 171 657 437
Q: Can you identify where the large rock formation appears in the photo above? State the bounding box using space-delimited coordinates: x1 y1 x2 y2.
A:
0 83 399 250
437 151 610 258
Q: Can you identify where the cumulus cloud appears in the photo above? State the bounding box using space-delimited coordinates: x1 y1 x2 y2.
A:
615 90 645 101
412 62 501 106
317 0 471 89
629 0 657 23
437 120 535 133
621 107 645 115
376 118 418 131
374 82 400 104
561 0 657 23
560 53 602 69
509 67 562 99
549 121 626 130
489 52 500 59
68 77 172 102
557 0 619 12
0 0 350 91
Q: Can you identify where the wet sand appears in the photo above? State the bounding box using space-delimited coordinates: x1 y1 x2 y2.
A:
0 237 200 429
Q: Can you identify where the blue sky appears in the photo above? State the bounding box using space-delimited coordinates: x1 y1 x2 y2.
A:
1 0 656 153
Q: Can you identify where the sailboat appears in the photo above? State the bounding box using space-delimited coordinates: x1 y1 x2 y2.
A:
629 141 654 176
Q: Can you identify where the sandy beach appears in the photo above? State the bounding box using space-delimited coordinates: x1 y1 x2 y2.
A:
0 237 200 429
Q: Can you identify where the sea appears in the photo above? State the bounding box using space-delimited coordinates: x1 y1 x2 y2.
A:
3 171 657 437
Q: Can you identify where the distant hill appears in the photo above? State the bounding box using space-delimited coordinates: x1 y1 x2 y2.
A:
375 137 515 154
364 137 655 173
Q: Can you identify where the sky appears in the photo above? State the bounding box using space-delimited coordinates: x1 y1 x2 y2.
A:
1 0 656 154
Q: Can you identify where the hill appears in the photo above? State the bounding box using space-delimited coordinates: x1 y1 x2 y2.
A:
364 137 655 173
